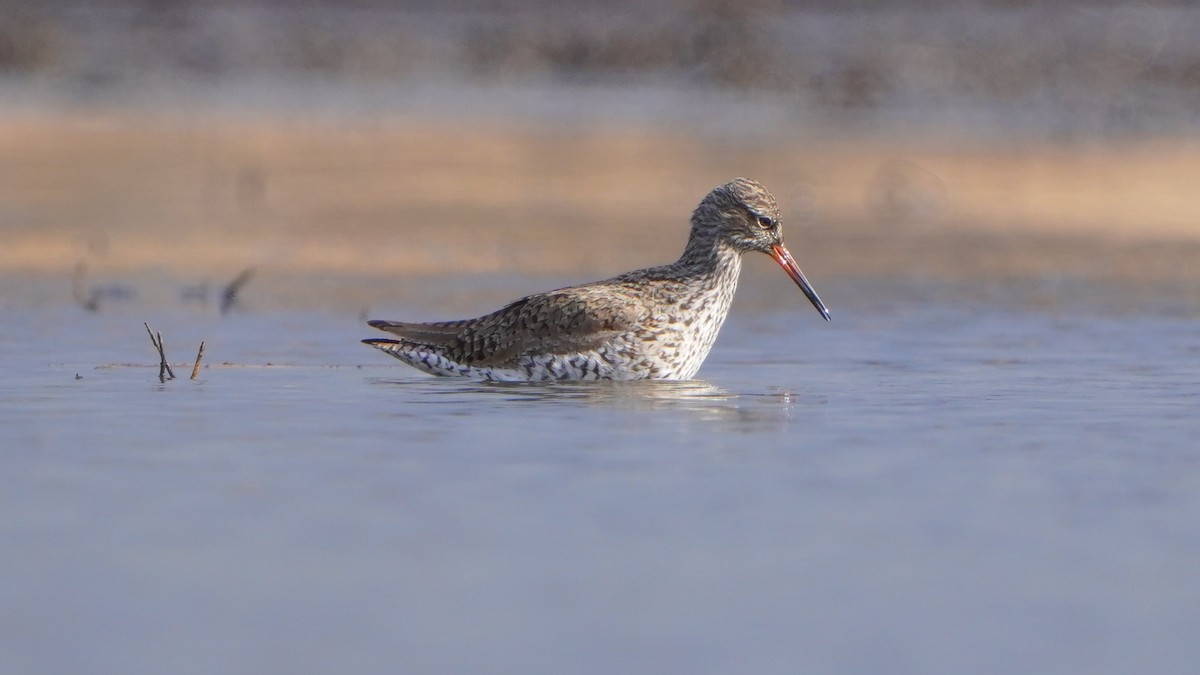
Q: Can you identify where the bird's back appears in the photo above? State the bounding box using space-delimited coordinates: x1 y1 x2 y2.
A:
364 261 737 381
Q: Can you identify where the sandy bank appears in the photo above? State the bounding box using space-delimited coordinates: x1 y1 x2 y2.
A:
2 113 1198 305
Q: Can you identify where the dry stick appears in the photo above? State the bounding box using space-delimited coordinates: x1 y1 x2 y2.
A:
143 322 175 383
158 332 176 380
144 322 166 383
190 341 206 380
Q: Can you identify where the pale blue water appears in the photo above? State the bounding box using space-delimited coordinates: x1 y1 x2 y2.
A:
2 281 1199 674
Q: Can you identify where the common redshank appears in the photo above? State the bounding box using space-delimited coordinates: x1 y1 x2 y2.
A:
363 178 830 381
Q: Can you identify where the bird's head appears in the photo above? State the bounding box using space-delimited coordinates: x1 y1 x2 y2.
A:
692 178 830 321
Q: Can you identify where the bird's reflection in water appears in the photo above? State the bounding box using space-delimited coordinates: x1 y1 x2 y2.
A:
491 378 734 412
369 375 811 432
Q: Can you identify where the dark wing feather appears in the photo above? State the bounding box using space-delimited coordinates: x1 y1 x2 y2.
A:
367 288 642 368
367 319 469 346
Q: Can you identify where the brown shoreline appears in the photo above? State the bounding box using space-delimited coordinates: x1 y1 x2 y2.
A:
3 112 1198 291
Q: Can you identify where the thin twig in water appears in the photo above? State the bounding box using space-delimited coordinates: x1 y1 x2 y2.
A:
220 267 255 314
144 322 164 382
144 322 175 383
158 332 176 380
190 341 206 380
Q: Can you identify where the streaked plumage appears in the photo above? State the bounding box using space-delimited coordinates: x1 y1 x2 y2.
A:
364 178 829 381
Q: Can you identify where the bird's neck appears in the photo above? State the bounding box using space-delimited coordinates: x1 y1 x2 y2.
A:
674 228 742 287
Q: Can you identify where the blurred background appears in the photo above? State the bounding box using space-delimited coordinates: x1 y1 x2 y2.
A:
2 0 1199 310
6 6 1200 674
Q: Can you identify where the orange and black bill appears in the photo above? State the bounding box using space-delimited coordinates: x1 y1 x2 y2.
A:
770 244 831 321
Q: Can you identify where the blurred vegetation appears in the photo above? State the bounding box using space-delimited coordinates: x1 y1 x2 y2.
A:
2 1 1199 136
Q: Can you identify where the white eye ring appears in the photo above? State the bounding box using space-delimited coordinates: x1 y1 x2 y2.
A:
756 215 774 229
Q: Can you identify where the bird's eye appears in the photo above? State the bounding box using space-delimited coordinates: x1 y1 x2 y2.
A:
756 215 774 229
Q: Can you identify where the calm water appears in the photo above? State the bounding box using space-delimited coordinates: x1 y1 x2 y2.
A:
3 280 1199 674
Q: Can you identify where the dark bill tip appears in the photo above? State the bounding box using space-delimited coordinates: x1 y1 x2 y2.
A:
770 244 831 321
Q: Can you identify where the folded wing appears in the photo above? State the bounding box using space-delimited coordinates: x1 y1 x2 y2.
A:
366 288 642 368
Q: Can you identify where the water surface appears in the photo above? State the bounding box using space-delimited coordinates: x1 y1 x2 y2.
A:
2 283 1199 674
